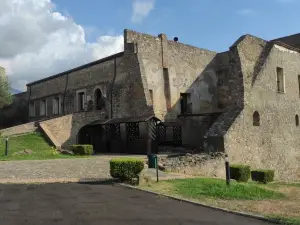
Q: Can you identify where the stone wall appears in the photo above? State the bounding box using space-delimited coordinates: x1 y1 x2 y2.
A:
204 35 300 181
0 92 29 129
124 29 223 147
158 152 225 178
224 37 300 181
39 111 108 148
124 30 220 120
27 53 124 121
28 49 152 148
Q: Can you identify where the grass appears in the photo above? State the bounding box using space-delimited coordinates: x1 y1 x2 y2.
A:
0 132 88 161
267 216 300 225
164 178 284 200
139 178 300 224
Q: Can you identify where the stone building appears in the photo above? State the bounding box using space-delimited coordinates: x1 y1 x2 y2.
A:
1 29 300 180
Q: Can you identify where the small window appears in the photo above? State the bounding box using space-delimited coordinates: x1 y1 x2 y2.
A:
53 97 60 115
149 89 153 105
94 89 104 110
253 111 260 126
40 99 47 116
77 92 85 111
276 67 284 93
296 115 299 127
180 93 192 114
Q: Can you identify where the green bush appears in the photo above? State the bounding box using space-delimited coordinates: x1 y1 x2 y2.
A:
70 145 93 155
230 164 251 182
110 158 144 182
251 169 275 184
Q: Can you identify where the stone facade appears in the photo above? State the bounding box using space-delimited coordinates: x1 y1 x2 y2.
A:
1 30 300 180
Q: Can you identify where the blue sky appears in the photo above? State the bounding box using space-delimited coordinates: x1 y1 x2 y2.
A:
54 0 300 52
1 0 300 90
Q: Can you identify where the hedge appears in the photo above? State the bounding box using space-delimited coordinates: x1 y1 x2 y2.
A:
70 145 93 155
110 158 144 183
230 164 251 182
251 169 275 184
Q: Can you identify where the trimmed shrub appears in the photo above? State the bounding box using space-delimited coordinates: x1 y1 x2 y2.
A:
71 145 93 155
251 169 275 184
230 164 251 182
110 158 144 183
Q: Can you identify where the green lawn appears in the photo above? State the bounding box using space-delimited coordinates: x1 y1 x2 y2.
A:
0 132 87 161
140 178 300 225
163 178 284 200
267 216 300 225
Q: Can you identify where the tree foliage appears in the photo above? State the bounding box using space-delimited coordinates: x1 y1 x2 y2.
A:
0 68 12 108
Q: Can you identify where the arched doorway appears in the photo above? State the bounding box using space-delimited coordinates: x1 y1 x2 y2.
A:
94 89 104 110
78 124 107 154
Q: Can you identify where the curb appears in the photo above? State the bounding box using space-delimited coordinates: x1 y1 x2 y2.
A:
117 183 280 224
0 178 110 184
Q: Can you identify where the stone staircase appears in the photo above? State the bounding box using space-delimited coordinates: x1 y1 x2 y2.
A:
0 122 38 137
38 123 61 149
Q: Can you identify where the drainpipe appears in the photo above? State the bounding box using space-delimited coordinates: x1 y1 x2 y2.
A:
110 57 117 119
28 85 32 122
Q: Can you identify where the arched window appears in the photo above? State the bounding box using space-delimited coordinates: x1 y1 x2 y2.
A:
94 89 103 110
296 115 299 127
253 111 260 126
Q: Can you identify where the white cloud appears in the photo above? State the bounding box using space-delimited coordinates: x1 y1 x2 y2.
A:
0 0 124 91
131 0 155 23
236 9 255 16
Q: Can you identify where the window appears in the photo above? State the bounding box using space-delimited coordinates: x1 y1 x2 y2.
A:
253 111 260 126
276 67 285 93
29 101 35 118
296 115 299 127
94 89 104 110
53 97 60 115
77 91 85 111
40 99 47 116
149 89 153 105
180 93 192 114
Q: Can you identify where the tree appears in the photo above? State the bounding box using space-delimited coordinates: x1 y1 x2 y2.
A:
0 67 12 108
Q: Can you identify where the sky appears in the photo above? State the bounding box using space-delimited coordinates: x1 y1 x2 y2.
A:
0 0 300 91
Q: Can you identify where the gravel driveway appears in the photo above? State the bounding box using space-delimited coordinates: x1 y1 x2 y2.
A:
0 156 146 183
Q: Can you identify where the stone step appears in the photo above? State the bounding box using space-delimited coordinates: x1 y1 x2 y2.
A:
0 122 38 137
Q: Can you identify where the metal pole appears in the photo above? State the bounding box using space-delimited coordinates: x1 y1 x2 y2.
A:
155 155 159 182
225 154 230 186
5 138 8 156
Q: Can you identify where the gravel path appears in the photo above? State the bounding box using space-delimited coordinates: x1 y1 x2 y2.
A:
0 156 146 184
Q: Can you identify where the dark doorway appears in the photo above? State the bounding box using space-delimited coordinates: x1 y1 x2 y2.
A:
78 125 107 154
180 93 192 114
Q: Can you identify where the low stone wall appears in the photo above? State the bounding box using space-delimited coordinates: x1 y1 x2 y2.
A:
0 122 38 137
157 152 226 178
